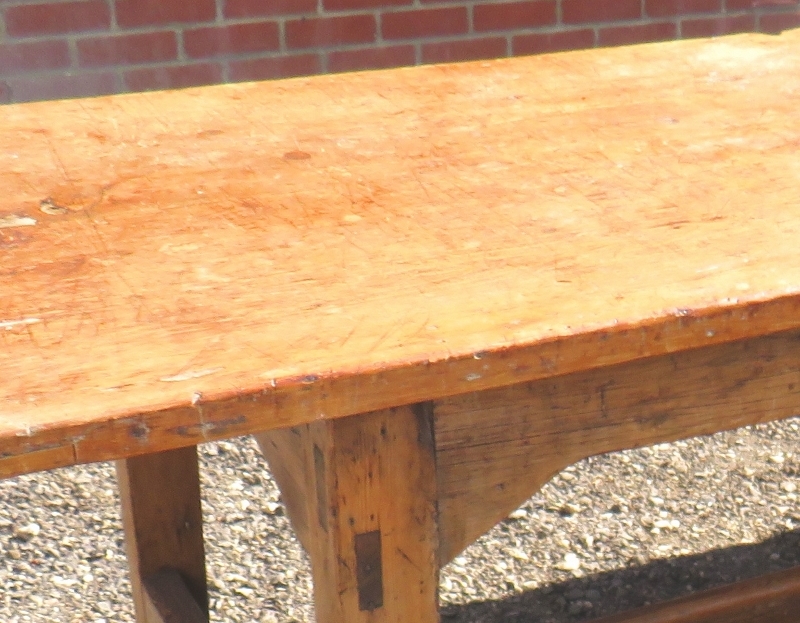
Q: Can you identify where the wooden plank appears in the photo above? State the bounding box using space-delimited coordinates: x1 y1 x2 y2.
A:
254 426 314 552
142 570 208 623
2 31 800 476
116 446 208 622
590 566 800 623
435 329 800 564
262 405 439 623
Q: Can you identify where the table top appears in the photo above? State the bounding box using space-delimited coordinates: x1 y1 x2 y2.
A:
2 30 800 476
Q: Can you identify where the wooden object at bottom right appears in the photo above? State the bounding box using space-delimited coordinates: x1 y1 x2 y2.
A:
434 328 800 568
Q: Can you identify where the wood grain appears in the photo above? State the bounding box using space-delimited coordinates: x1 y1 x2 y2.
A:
116 446 208 622
3 31 800 475
590 565 800 623
255 426 316 553
259 406 439 623
435 330 800 563
142 570 208 623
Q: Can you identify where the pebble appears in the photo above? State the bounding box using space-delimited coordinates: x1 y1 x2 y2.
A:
556 553 582 571
14 522 41 541
508 548 529 561
265 501 283 514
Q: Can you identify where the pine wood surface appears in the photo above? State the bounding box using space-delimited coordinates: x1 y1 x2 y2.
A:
259 406 440 623
591 565 800 623
434 329 800 564
257 407 440 623
141 570 209 623
116 446 208 621
2 31 800 476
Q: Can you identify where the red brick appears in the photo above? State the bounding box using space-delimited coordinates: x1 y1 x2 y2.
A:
77 32 178 68
4 0 110 36
513 28 595 54
116 0 216 28
286 15 377 49
645 0 720 17
228 54 322 80
562 0 641 23
422 37 507 63
382 7 468 40
5 71 120 103
681 14 756 36
123 63 224 92
760 10 800 33
0 40 71 75
328 44 416 72
474 0 556 32
324 0 410 10
225 0 317 17
184 22 281 59
598 21 677 45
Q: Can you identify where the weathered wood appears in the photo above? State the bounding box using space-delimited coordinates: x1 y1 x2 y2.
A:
590 565 800 623
255 426 315 552
3 31 800 476
116 446 208 622
142 570 208 623
260 406 439 623
435 329 800 564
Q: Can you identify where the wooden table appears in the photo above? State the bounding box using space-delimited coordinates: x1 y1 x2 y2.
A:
3 29 800 623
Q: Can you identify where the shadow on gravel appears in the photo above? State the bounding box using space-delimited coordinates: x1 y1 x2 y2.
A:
441 529 800 623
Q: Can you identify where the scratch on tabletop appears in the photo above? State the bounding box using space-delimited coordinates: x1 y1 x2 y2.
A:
0 215 36 228
159 367 224 382
142 93 172 134
1 318 41 330
45 135 73 184
411 168 434 203
15 424 33 437
339 322 358 348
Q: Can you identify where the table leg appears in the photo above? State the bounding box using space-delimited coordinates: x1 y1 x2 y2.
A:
257 403 440 623
116 446 208 623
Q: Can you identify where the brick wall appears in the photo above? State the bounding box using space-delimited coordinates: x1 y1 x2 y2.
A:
1 0 798 103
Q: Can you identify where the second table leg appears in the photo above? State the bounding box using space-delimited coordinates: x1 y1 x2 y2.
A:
116 445 208 623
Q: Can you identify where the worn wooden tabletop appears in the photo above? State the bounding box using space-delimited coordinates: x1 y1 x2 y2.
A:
2 30 800 477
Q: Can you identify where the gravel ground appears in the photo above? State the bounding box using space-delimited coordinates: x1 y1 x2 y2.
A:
1 417 798 623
